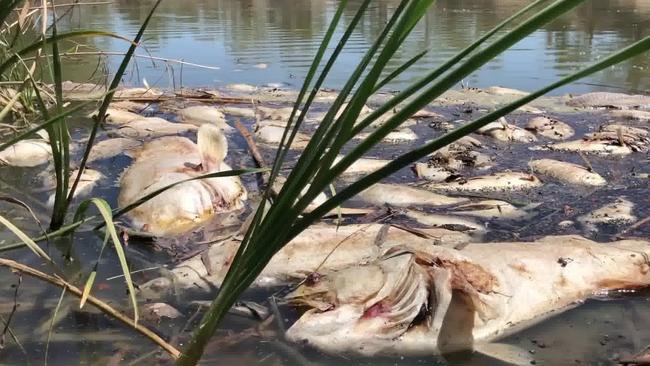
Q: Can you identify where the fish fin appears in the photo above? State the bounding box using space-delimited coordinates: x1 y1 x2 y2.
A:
474 343 534 366
197 124 228 168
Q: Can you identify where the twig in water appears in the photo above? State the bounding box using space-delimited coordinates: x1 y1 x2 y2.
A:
578 151 594 172
0 258 181 359
25 51 220 70
0 273 21 351
234 119 275 196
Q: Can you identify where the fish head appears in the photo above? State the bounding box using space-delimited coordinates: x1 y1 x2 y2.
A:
285 251 435 356
285 248 501 356
139 276 174 300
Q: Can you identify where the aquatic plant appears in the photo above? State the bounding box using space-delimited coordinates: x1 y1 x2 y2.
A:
177 0 650 364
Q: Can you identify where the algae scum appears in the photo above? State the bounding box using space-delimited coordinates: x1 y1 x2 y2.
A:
2 82 650 365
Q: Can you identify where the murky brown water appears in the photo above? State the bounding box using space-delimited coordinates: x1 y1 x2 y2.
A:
56 0 650 94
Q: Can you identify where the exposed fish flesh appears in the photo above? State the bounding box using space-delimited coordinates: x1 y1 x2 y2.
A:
286 235 650 357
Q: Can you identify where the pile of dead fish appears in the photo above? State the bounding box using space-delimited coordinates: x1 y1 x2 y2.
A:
2 82 650 360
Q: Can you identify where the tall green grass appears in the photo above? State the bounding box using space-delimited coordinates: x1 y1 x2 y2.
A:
177 0 650 364
0 0 164 326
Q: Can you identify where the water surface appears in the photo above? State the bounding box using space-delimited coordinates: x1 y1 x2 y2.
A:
58 0 650 94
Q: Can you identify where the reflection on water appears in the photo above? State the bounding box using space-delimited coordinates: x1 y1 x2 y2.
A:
57 0 650 94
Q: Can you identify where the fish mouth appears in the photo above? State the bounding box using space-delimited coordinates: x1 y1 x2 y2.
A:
285 247 500 355
286 250 434 341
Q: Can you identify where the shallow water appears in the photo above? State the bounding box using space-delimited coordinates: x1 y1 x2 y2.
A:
1 88 650 365
56 0 650 94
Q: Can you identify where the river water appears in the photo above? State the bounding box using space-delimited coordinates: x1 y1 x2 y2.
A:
58 0 650 94
2 1 650 365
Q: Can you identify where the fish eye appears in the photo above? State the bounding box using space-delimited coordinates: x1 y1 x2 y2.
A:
304 272 323 286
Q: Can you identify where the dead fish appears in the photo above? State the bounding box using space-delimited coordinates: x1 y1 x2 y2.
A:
412 109 445 119
529 159 606 186
355 183 467 207
92 107 142 125
110 100 149 112
333 155 391 175
516 105 544 114
610 109 650 121
178 105 232 131
449 199 531 220
526 116 575 140
59 81 106 100
426 172 542 192
354 128 418 143
88 138 141 162
118 124 247 236
429 144 492 171
45 168 104 207
566 92 650 109
142 303 183 322
220 105 256 118
546 129 649 155
404 209 485 234
336 102 373 120
485 86 529 96
226 83 258 93
256 106 301 122
413 163 456 182
272 176 327 212
138 223 474 297
113 87 163 99
600 124 648 136
477 118 537 143
254 123 311 149
546 139 632 155
285 235 650 358
578 197 636 233
117 117 198 138
0 137 51 167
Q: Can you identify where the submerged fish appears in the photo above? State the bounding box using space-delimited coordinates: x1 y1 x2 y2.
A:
0 138 51 167
578 197 636 233
138 223 473 297
43 168 104 207
610 109 650 121
529 159 606 186
285 235 650 357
